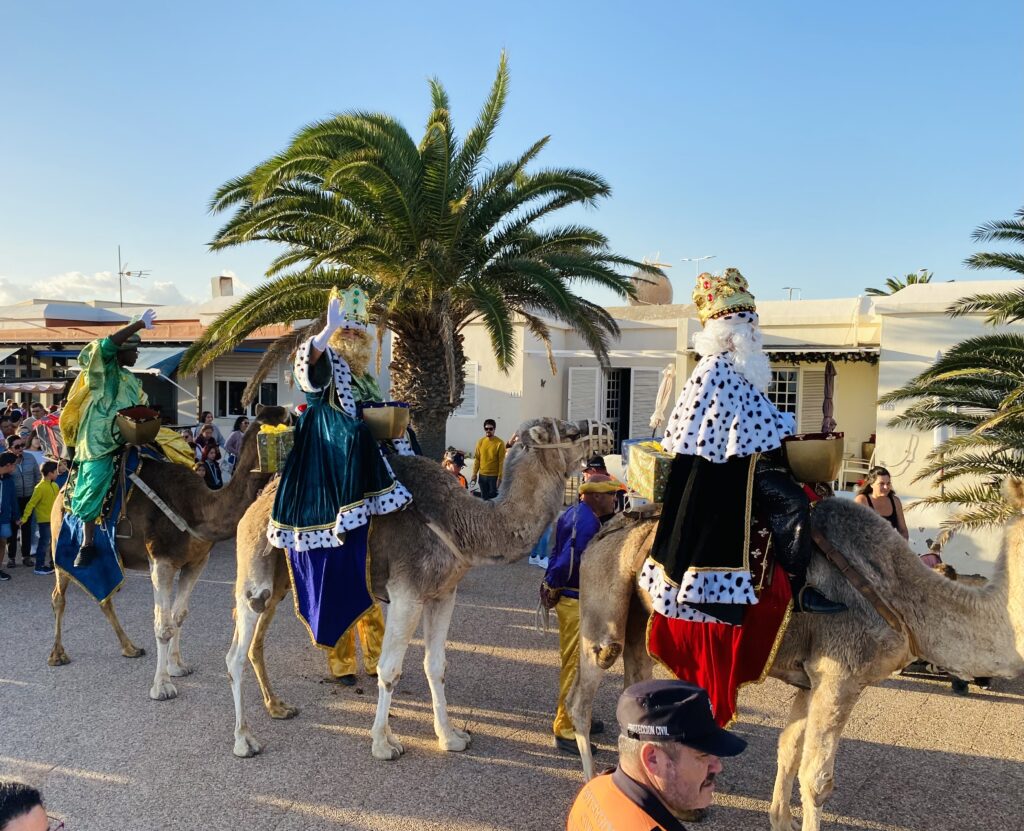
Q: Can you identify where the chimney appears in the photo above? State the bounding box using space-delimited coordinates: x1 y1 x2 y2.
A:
211 274 235 298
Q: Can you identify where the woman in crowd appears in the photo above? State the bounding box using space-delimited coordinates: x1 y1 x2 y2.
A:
224 415 249 472
194 424 218 461
23 435 46 467
854 466 909 540
192 411 225 446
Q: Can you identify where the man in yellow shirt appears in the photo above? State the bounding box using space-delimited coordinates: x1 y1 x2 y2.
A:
470 419 505 500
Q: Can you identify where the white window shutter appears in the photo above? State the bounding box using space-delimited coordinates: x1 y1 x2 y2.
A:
568 367 600 422
453 362 478 417
629 368 661 439
798 368 826 433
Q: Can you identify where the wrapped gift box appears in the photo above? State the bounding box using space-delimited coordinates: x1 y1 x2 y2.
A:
255 426 295 473
626 441 674 503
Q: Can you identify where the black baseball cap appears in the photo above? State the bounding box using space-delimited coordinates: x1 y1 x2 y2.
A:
583 454 607 471
616 680 747 757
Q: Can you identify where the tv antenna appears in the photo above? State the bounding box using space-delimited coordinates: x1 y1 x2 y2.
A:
117 245 151 307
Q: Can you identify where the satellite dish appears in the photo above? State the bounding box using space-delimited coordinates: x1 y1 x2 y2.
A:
629 257 673 305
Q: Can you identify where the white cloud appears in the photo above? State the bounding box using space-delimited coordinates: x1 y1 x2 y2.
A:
0 271 196 307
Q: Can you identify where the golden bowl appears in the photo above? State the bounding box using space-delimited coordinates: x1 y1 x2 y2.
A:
783 432 844 483
115 406 162 446
361 402 411 441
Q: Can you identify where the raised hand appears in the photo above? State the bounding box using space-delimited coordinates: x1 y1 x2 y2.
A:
140 309 157 329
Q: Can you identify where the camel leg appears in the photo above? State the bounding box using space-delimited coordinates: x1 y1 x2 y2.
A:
769 688 811 831
226 592 264 758
570 634 610 780
422 589 470 752
248 556 298 720
796 676 864 831
370 585 424 761
148 559 180 701
99 595 146 658
621 594 653 687
166 555 208 677
48 569 72 666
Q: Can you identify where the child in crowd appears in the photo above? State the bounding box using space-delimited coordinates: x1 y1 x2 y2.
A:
20 461 59 575
0 452 20 582
202 446 224 490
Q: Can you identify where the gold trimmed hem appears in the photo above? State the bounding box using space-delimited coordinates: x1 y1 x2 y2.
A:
282 526 380 652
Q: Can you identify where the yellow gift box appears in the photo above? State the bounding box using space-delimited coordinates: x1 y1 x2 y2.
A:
626 440 674 503
255 424 295 473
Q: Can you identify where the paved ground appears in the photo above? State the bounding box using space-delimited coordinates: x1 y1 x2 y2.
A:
0 543 1022 830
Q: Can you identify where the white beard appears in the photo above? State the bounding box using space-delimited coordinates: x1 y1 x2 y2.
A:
692 317 772 393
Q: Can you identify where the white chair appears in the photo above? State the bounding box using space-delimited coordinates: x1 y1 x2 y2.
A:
836 454 874 492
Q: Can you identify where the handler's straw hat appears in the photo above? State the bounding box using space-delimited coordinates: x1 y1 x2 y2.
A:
579 472 621 495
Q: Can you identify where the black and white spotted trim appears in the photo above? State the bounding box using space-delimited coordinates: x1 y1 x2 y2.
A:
391 435 415 456
265 480 413 552
660 353 795 464
639 558 758 624
293 338 357 418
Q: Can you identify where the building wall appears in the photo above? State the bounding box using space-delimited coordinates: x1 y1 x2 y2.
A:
874 311 1020 573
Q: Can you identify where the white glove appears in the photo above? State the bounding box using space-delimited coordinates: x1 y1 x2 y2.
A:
139 309 157 329
311 297 343 351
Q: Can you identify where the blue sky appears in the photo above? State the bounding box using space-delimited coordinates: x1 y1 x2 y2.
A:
1 1 1021 308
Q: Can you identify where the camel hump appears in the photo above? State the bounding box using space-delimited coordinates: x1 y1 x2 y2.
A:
1004 478 1024 508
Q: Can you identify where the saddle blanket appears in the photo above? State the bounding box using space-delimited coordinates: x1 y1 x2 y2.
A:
55 446 157 603
285 523 376 650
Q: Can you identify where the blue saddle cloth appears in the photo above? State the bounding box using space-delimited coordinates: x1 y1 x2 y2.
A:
55 446 157 603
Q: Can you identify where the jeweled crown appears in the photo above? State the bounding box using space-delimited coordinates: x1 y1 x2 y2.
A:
692 268 757 325
330 285 371 331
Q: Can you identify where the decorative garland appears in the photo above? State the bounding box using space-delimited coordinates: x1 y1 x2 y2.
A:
766 351 878 365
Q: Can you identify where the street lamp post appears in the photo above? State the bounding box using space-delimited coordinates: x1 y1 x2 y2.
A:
681 255 716 278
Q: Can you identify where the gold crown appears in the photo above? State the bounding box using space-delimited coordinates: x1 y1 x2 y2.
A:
692 268 757 325
330 285 371 330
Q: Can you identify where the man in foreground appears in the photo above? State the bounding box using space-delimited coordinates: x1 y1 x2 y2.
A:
567 680 747 830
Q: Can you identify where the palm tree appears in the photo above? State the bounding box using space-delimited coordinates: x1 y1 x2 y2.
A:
879 207 1024 539
180 54 657 458
864 269 933 296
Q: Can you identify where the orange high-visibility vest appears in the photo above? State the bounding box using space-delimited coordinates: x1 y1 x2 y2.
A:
567 772 675 831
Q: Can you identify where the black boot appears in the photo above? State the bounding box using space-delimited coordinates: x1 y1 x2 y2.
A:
73 544 98 569
794 585 846 615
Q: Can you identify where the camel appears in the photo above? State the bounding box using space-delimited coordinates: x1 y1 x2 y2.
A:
569 488 1024 831
48 405 290 704
226 416 612 759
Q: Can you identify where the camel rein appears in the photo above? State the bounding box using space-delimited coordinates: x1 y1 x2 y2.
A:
810 526 923 658
127 472 208 542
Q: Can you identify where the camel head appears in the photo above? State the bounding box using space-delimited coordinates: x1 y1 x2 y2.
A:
513 417 612 479
250 404 292 430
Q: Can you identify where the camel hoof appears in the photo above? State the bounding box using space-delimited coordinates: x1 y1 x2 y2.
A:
678 808 707 823
167 662 194 677
233 732 263 758
371 736 405 761
48 648 70 667
122 644 146 659
439 730 471 752
267 699 299 720
149 680 179 701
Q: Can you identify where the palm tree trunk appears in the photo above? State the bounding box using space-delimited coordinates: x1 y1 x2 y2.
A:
390 311 465 460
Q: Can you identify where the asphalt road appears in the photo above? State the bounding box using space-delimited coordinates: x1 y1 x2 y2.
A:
1 543 1021 830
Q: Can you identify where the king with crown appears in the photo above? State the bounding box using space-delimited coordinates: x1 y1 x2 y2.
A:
268 287 413 652
638 269 845 623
